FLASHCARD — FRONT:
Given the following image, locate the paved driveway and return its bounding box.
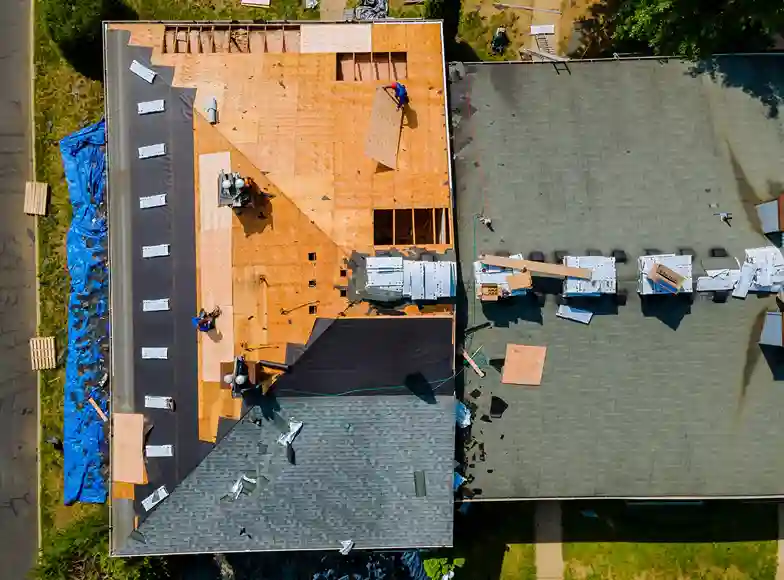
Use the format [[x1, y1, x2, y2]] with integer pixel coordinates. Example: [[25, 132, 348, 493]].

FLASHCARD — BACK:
[[0, 0, 38, 577]]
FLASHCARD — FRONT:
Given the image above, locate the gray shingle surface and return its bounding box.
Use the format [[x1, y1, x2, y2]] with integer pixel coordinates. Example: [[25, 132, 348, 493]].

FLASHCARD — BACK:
[[451, 58, 784, 499], [117, 396, 455, 555]]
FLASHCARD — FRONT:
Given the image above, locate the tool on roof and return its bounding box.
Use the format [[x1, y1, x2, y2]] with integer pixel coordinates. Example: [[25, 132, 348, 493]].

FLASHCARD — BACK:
[[714, 211, 733, 227], [280, 300, 319, 315], [218, 170, 253, 211], [477, 214, 494, 230]]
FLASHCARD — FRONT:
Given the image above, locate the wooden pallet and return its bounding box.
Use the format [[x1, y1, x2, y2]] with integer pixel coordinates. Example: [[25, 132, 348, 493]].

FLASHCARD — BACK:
[[29, 336, 56, 370], [24, 181, 49, 216]]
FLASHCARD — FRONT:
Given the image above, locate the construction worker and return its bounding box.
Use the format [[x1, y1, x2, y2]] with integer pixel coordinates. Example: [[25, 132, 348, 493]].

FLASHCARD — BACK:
[[491, 26, 510, 55], [192, 307, 220, 332], [384, 82, 409, 110]]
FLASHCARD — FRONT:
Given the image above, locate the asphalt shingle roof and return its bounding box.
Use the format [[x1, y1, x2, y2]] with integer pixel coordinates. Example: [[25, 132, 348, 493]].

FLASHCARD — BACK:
[[117, 395, 455, 555], [451, 58, 784, 499]]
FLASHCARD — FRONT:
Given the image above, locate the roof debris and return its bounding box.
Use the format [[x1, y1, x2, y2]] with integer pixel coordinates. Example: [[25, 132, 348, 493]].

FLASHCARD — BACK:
[[277, 420, 303, 446]]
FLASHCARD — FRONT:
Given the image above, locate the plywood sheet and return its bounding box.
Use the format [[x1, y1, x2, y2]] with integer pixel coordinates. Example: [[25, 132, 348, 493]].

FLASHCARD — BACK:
[[300, 23, 371, 53], [198, 152, 233, 232], [112, 413, 146, 484], [112, 481, 135, 500], [502, 344, 547, 386], [366, 88, 402, 169]]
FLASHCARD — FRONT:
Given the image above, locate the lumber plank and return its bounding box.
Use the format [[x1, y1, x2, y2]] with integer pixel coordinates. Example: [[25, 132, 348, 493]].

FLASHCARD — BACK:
[[480, 254, 592, 280]]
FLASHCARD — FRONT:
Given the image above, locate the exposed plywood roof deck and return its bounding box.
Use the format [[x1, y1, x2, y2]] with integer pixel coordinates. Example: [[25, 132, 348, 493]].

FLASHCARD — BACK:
[[109, 21, 454, 443]]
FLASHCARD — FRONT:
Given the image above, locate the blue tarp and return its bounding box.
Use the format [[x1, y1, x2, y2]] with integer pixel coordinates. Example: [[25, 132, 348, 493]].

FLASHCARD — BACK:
[[60, 120, 109, 504]]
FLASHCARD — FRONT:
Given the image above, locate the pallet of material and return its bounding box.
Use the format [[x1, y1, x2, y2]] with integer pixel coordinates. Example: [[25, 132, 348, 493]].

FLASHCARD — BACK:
[[29, 336, 56, 370], [24, 181, 49, 216], [365, 87, 403, 169]]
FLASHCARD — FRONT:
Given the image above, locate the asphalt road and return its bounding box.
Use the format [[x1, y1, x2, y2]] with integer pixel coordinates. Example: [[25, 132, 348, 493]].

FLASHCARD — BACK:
[[0, 0, 38, 577]]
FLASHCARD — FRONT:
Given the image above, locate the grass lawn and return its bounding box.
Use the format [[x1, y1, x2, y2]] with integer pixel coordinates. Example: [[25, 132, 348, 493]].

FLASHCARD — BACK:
[[34, 0, 316, 541], [562, 501, 779, 580], [564, 542, 777, 580], [452, 503, 537, 580]]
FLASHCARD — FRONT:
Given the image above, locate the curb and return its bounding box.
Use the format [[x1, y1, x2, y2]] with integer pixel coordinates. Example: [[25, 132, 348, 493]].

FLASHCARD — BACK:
[[29, 0, 42, 556]]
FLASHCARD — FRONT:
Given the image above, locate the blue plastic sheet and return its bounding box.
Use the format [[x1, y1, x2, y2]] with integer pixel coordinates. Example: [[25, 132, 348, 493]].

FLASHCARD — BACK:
[[60, 119, 109, 504]]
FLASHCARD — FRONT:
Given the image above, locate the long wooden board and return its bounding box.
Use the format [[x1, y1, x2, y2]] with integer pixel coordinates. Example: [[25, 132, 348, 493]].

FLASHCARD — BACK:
[[480, 254, 592, 280], [365, 87, 403, 169], [112, 413, 146, 484]]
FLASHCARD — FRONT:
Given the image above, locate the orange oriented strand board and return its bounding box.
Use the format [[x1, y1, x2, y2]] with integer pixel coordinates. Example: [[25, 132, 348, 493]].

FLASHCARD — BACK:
[[502, 344, 547, 386], [112, 413, 146, 484]]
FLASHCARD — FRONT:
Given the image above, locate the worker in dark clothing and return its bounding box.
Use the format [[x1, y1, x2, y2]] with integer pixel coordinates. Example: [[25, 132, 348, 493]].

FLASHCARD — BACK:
[[384, 82, 409, 110], [192, 307, 220, 332], [491, 26, 510, 55]]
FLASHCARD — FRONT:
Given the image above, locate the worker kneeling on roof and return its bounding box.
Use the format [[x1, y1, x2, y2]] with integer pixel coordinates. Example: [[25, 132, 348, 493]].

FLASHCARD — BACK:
[[384, 82, 409, 110]]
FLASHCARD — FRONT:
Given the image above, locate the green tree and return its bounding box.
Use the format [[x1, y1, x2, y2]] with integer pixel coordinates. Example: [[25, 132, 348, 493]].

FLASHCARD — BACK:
[[41, 0, 137, 79], [32, 509, 169, 580], [608, 0, 784, 58]]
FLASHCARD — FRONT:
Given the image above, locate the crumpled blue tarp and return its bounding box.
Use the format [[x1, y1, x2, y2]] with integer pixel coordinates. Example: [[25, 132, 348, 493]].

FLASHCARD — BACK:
[[60, 119, 109, 504]]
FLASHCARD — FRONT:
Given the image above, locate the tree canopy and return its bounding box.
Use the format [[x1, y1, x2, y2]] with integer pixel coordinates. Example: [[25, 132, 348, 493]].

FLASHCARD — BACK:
[[585, 0, 784, 58]]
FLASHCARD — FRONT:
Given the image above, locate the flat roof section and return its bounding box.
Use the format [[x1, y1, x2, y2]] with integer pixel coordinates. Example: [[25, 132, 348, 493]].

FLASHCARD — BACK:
[[451, 58, 784, 499]]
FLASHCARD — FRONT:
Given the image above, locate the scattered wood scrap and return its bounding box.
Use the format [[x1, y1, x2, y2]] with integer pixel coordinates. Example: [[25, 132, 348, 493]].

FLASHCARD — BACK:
[[501, 344, 547, 386], [479, 254, 592, 280], [88, 397, 108, 422], [461, 348, 486, 378]]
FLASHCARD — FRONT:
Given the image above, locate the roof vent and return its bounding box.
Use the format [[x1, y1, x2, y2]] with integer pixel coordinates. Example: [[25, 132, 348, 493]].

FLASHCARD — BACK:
[[414, 470, 427, 497]]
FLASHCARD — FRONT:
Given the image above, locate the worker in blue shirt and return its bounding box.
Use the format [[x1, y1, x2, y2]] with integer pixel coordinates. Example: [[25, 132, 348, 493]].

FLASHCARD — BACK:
[[192, 307, 219, 332], [384, 82, 409, 110]]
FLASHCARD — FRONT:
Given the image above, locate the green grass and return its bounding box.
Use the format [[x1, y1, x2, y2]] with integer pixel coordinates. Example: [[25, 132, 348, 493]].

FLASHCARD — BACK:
[[35, 0, 105, 538], [499, 544, 536, 580], [452, 503, 537, 580], [563, 541, 777, 580]]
